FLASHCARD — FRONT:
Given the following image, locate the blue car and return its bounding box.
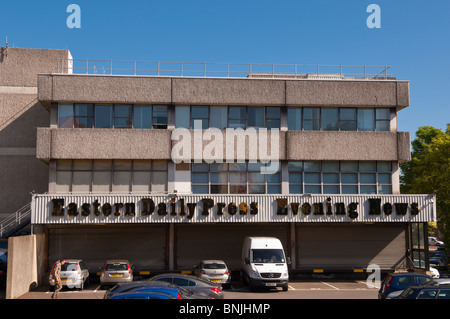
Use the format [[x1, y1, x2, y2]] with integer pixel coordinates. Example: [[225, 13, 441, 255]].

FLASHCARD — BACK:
[[378, 272, 434, 299], [111, 291, 176, 299], [104, 281, 186, 299]]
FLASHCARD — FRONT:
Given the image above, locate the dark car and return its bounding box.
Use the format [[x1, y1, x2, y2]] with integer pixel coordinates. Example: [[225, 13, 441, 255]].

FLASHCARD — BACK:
[[150, 273, 224, 299], [104, 280, 208, 299], [0, 249, 7, 288], [378, 272, 434, 299], [111, 291, 176, 299], [397, 286, 450, 299]]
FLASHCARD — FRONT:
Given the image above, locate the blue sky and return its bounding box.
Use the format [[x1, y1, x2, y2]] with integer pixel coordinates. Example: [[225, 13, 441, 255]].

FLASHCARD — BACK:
[[1, 0, 449, 137]]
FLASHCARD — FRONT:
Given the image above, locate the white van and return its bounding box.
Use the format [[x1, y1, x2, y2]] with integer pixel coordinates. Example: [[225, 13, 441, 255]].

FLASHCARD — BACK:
[[241, 237, 290, 291]]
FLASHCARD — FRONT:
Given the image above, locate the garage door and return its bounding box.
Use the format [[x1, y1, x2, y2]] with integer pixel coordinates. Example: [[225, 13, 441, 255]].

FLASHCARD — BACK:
[[296, 223, 406, 270], [48, 225, 167, 271], [176, 223, 290, 270]]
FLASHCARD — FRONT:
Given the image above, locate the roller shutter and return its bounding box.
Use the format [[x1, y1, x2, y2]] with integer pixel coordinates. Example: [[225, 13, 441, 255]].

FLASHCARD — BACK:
[[48, 225, 167, 271], [176, 223, 290, 270], [296, 223, 406, 270]]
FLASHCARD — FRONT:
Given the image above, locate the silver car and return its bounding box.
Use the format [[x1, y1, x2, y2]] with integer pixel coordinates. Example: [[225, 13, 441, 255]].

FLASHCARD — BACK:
[[193, 260, 231, 288], [49, 259, 90, 290], [100, 260, 133, 287]]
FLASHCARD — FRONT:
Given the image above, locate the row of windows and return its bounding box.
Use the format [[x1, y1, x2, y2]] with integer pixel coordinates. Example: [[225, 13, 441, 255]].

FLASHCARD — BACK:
[[54, 160, 393, 195], [192, 161, 393, 195], [175, 106, 281, 130], [191, 162, 282, 195], [288, 107, 391, 131], [58, 104, 392, 132], [58, 104, 168, 129], [55, 159, 168, 193]]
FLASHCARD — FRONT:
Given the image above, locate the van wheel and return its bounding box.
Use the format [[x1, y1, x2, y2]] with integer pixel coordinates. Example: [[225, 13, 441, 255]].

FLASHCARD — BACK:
[[282, 284, 288, 292]]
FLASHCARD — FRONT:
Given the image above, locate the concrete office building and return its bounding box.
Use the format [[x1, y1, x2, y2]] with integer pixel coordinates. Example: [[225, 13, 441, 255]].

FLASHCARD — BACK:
[[1, 47, 435, 280]]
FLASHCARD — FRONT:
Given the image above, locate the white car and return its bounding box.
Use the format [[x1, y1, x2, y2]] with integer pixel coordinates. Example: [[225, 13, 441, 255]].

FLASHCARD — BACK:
[[193, 260, 231, 288], [49, 259, 90, 290], [429, 237, 444, 246]]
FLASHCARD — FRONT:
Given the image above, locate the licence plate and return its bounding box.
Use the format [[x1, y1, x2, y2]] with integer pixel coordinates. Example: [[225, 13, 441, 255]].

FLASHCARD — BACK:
[[111, 274, 123, 277], [265, 283, 277, 287], [211, 280, 221, 283]]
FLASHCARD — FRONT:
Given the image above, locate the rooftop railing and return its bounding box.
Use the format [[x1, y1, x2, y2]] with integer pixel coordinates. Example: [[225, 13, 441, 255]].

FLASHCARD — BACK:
[[56, 59, 392, 79]]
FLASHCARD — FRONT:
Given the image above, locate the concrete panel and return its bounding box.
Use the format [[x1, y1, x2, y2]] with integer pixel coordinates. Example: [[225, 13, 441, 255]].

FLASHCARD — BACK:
[[48, 75, 172, 105], [286, 80, 407, 109], [0, 47, 70, 87], [6, 234, 44, 299], [172, 78, 286, 105], [397, 131, 411, 162], [286, 131, 402, 161], [46, 128, 173, 160]]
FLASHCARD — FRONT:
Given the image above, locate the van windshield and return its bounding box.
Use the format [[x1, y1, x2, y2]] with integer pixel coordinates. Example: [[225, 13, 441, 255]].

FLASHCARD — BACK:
[[251, 249, 285, 263]]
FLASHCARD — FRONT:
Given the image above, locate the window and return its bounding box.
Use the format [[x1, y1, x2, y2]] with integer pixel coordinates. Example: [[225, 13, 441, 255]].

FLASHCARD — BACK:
[[417, 289, 438, 299], [288, 162, 302, 194], [229, 106, 246, 129], [192, 162, 281, 194], [358, 109, 374, 131], [303, 108, 320, 131], [376, 108, 390, 131], [339, 108, 356, 131], [321, 108, 338, 131], [152, 105, 168, 129], [58, 104, 75, 128], [210, 106, 228, 130], [266, 107, 281, 129], [133, 105, 152, 129], [287, 108, 302, 131], [114, 104, 132, 128], [74, 104, 94, 128], [304, 161, 321, 194], [191, 106, 209, 129], [247, 107, 265, 129], [95, 104, 113, 128]]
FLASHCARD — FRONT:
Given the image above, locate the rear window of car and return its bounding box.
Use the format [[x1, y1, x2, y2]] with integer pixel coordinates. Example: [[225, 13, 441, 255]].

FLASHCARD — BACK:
[[106, 263, 128, 271], [61, 262, 78, 272], [204, 263, 226, 269]]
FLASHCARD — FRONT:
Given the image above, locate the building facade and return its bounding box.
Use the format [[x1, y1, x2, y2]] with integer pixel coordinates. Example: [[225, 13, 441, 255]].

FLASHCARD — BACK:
[[3, 47, 433, 275]]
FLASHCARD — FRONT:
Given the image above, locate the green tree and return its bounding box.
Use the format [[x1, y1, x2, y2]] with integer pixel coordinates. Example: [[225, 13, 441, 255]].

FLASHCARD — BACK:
[[400, 124, 450, 244]]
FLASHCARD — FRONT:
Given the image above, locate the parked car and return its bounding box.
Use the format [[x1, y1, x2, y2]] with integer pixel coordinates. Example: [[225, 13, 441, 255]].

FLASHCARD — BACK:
[[150, 273, 224, 299], [429, 237, 444, 246], [49, 259, 90, 290], [193, 260, 231, 288], [413, 260, 440, 278], [397, 285, 450, 299], [111, 290, 176, 299], [378, 272, 434, 299], [104, 280, 208, 299], [100, 260, 133, 287]]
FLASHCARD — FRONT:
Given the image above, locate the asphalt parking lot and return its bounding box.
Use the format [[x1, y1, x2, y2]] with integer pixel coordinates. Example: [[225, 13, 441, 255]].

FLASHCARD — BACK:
[[15, 280, 378, 299]]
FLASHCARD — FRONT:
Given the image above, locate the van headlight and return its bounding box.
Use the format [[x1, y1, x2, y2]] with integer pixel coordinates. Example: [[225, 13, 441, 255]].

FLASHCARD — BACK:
[[250, 271, 260, 279]]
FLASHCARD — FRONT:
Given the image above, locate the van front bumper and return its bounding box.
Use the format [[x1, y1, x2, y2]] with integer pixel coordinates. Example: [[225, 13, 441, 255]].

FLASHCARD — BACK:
[[248, 277, 288, 288]]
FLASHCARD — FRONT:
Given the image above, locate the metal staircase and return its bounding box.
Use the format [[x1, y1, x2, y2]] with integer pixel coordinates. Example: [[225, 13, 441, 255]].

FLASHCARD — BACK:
[[0, 203, 31, 239]]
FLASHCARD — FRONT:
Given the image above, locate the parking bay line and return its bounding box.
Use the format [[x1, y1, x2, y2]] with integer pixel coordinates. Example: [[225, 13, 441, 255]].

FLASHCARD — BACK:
[[321, 282, 340, 290]]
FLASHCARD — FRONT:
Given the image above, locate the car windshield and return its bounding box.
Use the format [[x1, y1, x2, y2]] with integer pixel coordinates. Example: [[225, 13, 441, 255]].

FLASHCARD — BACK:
[[204, 263, 226, 269], [251, 249, 285, 263], [106, 263, 128, 271]]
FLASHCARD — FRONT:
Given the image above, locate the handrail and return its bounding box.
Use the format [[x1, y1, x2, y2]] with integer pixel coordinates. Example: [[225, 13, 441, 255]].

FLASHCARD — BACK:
[[0, 202, 31, 238], [56, 59, 392, 79]]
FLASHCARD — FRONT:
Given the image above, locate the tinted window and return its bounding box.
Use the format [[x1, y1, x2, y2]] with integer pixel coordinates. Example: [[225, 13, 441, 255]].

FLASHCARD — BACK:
[[106, 263, 128, 271], [172, 277, 195, 287], [417, 276, 433, 285], [204, 264, 226, 269], [397, 276, 415, 286], [417, 289, 438, 299], [437, 289, 450, 299]]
